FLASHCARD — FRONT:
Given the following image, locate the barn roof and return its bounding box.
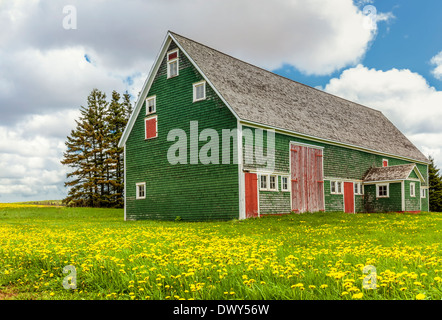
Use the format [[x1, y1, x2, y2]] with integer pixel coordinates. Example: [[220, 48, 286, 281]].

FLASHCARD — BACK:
[[363, 164, 424, 182], [169, 32, 428, 163]]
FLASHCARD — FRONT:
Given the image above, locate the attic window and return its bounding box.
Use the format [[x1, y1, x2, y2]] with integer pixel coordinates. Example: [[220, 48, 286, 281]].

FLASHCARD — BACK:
[[193, 81, 206, 102], [145, 115, 158, 140], [382, 159, 388, 167], [146, 96, 156, 115], [167, 49, 179, 78]]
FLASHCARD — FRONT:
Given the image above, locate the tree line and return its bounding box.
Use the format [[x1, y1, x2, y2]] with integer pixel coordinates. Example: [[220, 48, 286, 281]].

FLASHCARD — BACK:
[[429, 156, 442, 212], [61, 88, 132, 207]]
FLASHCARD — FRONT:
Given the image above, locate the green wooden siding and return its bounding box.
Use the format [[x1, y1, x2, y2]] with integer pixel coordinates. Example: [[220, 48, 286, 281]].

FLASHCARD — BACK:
[[125, 41, 239, 221], [404, 180, 420, 211], [241, 127, 428, 214], [258, 176, 291, 215], [364, 183, 402, 212]]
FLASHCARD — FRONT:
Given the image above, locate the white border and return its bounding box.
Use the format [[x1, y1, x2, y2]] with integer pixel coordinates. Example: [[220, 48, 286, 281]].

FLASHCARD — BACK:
[[135, 182, 146, 200], [146, 95, 156, 115], [193, 80, 206, 102]]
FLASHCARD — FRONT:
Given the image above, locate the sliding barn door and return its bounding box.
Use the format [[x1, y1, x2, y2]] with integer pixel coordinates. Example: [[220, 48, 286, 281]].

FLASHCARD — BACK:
[[291, 144, 324, 213]]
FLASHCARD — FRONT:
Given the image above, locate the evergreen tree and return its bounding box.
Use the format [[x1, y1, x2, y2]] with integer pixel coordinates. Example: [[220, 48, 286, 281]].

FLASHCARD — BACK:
[[61, 88, 132, 207], [105, 90, 130, 207], [428, 156, 442, 212]]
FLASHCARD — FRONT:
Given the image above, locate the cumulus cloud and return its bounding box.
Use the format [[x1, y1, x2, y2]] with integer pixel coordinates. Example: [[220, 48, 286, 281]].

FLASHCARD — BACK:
[[431, 51, 442, 80], [0, 0, 394, 201], [321, 64, 442, 165], [0, 110, 80, 201]]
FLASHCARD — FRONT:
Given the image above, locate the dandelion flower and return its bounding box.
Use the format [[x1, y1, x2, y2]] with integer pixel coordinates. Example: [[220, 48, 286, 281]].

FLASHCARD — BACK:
[[416, 293, 426, 300], [352, 293, 363, 299]]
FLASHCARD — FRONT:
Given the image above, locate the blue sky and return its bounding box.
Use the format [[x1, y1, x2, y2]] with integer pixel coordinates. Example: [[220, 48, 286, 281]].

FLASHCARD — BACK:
[[0, 0, 441, 202], [274, 0, 442, 91]]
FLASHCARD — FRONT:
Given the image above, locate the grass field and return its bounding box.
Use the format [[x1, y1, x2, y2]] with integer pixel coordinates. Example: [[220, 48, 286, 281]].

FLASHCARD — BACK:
[[0, 203, 441, 300]]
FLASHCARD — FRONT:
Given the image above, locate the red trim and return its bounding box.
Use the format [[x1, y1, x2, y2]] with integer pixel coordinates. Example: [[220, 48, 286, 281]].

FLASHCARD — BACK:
[[168, 51, 178, 61], [260, 212, 291, 217]]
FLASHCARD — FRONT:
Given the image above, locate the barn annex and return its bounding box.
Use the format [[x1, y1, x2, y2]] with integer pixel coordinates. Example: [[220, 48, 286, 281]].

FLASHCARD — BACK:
[[118, 31, 430, 221]]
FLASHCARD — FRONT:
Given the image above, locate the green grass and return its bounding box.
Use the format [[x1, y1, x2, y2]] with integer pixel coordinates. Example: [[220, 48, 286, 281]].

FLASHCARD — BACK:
[[0, 204, 441, 300]]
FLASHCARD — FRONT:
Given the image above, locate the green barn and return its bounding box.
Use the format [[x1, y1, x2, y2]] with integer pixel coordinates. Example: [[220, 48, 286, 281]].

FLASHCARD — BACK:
[[118, 31, 429, 221]]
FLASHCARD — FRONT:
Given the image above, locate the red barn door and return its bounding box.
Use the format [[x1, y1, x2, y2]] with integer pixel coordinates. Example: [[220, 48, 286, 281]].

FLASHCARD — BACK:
[[245, 172, 258, 218], [291, 144, 324, 213], [344, 182, 355, 213]]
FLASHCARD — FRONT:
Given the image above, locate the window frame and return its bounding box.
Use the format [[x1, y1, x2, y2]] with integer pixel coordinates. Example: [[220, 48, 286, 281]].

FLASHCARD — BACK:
[[144, 115, 158, 140], [376, 183, 389, 198], [330, 180, 343, 194], [268, 175, 278, 191], [136, 182, 146, 200], [259, 174, 278, 191], [167, 49, 179, 78], [382, 159, 389, 167], [259, 174, 268, 191], [193, 81, 206, 102], [354, 182, 363, 195], [281, 176, 290, 192], [410, 182, 416, 197], [146, 95, 156, 115], [420, 187, 426, 198]]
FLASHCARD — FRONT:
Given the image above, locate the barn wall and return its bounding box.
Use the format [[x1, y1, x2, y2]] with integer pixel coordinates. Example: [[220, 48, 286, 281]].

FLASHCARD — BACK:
[[363, 183, 402, 212], [125, 41, 239, 221], [242, 127, 428, 214], [404, 180, 421, 211], [258, 176, 291, 215]]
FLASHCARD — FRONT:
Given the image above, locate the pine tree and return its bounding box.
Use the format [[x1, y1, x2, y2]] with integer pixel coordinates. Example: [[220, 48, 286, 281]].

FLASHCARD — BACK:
[[61, 88, 132, 207], [429, 156, 442, 212], [105, 90, 130, 207], [62, 89, 110, 207]]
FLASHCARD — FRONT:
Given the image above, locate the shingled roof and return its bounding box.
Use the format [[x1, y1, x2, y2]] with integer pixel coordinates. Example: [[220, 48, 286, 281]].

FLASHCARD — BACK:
[[170, 32, 428, 163], [363, 164, 420, 182]]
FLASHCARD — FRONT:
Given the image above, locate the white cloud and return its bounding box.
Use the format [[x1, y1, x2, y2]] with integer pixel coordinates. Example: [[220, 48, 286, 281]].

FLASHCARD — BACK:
[[431, 51, 442, 80], [0, 110, 78, 201], [322, 64, 442, 167], [0, 0, 395, 201]]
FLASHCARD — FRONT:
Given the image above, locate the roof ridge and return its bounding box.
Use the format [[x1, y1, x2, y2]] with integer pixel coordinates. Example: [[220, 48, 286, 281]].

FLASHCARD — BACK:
[[169, 31, 383, 115]]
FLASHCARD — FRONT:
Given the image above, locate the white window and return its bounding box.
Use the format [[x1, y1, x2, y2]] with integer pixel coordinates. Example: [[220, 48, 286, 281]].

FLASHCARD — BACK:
[[167, 49, 179, 78], [421, 188, 426, 198], [354, 182, 363, 195], [260, 175, 268, 190], [136, 182, 146, 199], [281, 176, 289, 192], [259, 174, 278, 191], [330, 181, 343, 194], [193, 81, 206, 102], [146, 96, 156, 115], [269, 175, 277, 191], [410, 182, 415, 197], [382, 159, 388, 167], [376, 184, 389, 198]]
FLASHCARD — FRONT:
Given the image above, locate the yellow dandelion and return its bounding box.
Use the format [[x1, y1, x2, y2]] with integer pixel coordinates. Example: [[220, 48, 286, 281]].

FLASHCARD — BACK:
[[416, 293, 426, 300], [352, 292, 363, 299]]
